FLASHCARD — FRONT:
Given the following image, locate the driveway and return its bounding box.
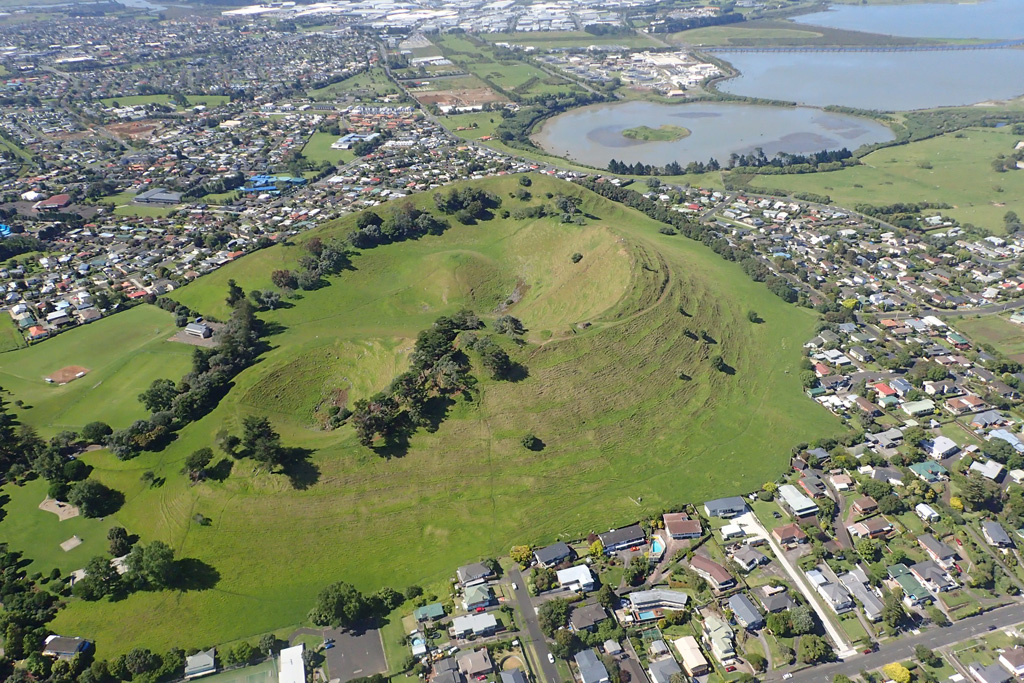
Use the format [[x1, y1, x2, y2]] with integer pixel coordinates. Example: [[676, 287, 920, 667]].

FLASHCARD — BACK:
[[291, 625, 388, 683], [507, 565, 560, 683], [733, 511, 856, 658]]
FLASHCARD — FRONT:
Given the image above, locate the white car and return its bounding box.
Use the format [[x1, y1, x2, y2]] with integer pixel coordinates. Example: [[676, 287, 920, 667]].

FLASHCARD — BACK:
[[511, 582, 518, 590], [782, 674, 793, 680], [548, 654, 555, 664]]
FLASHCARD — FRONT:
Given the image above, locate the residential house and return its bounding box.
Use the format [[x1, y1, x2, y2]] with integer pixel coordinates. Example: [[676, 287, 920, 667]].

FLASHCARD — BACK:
[[946, 395, 987, 415], [868, 428, 904, 450], [851, 496, 878, 515], [727, 593, 764, 630], [704, 496, 747, 519], [983, 521, 1014, 548], [872, 467, 905, 486], [462, 585, 494, 611], [758, 586, 796, 613], [556, 565, 595, 592], [689, 555, 736, 591], [732, 546, 768, 572], [902, 399, 937, 417], [458, 649, 494, 678], [778, 484, 819, 518], [184, 649, 216, 679], [413, 603, 445, 622], [970, 662, 1011, 683], [927, 435, 960, 459], [888, 564, 932, 606], [629, 589, 690, 614], [648, 658, 682, 683], [838, 568, 883, 622], [534, 542, 574, 568], [971, 459, 1006, 482], [702, 613, 735, 662], [574, 649, 610, 683], [456, 562, 493, 587], [570, 604, 608, 632], [598, 525, 645, 553], [910, 560, 957, 593], [807, 569, 854, 613], [915, 503, 940, 522], [847, 516, 892, 539], [918, 534, 957, 569], [500, 670, 528, 683], [663, 512, 702, 539], [891, 378, 914, 397], [773, 523, 808, 545], [909, 460, 948, 484], [432, 658, 461, 683], [452, 613, 498, 639], [798, 474, 827, 498], [672, 636, 710, 677], [972, 410, 1007, 429], [998, 647, 1024, 677]]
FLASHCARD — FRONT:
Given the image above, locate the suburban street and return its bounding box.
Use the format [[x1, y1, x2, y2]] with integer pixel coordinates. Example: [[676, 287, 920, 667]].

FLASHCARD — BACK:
[[507, 566, 561, 683], [761, 603, 1024, 682]]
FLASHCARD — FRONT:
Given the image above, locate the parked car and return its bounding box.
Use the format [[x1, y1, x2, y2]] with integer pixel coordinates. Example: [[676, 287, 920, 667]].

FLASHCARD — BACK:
[[512, 582, 518, 590], [548, 654, 555, 664]]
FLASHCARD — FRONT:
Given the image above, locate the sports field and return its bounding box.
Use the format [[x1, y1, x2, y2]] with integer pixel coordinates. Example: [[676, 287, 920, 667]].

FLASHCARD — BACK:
[[482, 31, 663, 49], [745, 127, 1024, 234], [0, 315, 24, 352], [40, 175, 840, 656], [307, 68, 396, 102], [301, 131, 355, 166], [0, 478, 119, 575], [0, 305, 194, 435], [955, 315, 1024, 362]]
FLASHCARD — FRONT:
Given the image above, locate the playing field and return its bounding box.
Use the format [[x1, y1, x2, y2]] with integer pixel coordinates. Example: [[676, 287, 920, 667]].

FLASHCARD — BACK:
[[43, 174, 841, 656], [301, 131, 355, 166], [0, 478, 119, 576], [955, 315, 1024, 362], [481, 31, 663, 49], [307, 67, 397, 102], [0, 315, 24, 352], [744, 127, 1024, 234], [0, 305, 194, 435]]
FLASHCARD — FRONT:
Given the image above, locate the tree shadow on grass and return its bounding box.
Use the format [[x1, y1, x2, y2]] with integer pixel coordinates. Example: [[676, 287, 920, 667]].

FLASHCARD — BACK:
[[0, 493, 9, 524], [281, 449, 320, 490], [419, 396, 455, 433], [206, 458, 233, 482], [171, 558, 221, 592], [505, 363, 529, 383]]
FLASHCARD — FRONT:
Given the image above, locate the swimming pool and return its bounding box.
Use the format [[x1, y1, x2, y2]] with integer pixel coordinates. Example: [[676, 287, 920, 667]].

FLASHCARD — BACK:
[[651, 537, 665, 554], [638, 611, 657, 621]]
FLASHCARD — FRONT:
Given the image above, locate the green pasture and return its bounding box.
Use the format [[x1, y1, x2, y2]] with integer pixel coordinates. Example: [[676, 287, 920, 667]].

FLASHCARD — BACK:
[[301, 131, 355, 166], [26, 175, 840, 658], [482, 31, 663, 49], [955, 315, 1024, 361], [307, 68, 395, 102], [744, 127, 1024, 233], [0, 315, 24, 352]]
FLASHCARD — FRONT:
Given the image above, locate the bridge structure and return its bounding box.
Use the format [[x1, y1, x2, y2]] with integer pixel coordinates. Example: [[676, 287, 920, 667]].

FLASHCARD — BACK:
[[703, 38, 1024, 54]]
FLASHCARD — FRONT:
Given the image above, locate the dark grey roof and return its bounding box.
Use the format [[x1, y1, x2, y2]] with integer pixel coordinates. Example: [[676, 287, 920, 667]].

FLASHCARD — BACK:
[[500, 670, 528, 683], [570, 603, 608, 631], [648, 657, 682, 683], [574, 649, 609, 683], [984, 521, 1014, 546], [704, 496, 747, 516], [759, 591, 796, 613], [598, 525, 645, 548], [534, 542, 572, 565], [727, 594, 763, 628]]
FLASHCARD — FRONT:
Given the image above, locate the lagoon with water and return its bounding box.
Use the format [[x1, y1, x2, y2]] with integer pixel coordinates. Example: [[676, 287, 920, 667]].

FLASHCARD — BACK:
[[532, 100, 894, 167], [793, 0, 1024, 40]]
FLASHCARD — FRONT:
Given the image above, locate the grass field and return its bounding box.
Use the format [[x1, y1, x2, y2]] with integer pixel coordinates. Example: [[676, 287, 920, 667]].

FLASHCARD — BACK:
[[0, 305, 195, 435], [0, 478, 119, 576], [742, 127, 1024, 233], [955, 315, 1024, 362], [33, 175, 840, 657], [98, 94, 229, 109], [307, 68, 397, 102], [669, 25, 826, 46], [435, 35, 582, 98], [301, 131, 355, 166], [0, 315, 24, 352], [482, 31, 664, 49]]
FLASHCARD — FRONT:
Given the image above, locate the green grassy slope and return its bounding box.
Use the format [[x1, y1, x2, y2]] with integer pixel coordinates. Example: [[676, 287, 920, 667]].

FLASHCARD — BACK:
[[746, 127, 1024, 233], [31, 175, 840, 655], [0, 306, 194, 435]]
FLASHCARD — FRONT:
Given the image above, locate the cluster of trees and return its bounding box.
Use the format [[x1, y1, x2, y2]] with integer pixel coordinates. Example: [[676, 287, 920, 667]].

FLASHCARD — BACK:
[[0, 391, 124, 517], [494, 92, 609, 145], [153, 297, 200, 329], [346, 204, 450, 250], [854, 201, 952, 219], [351, 311, 483, 449], [0, 544, 62, 667], [649, 11, 743, 33], [576, 178, 799, 304], [764, 605, 815, 638], [269, 237, 350, 293], [432, 186, 503, 224], [74, 540, 179, 602], [108, 288, 266, 460], [307, 581, 405, 629], [0, 234, 45, 262], [463, 334, 515, 380], [606, 158, 721, 177]]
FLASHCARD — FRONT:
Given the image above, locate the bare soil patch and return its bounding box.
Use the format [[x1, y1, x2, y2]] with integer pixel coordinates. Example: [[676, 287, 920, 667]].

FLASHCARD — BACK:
[[60, 535, 83, 552], [104, 120, 162, 140], [39, 497, 80, 520], [47, 365, 90, 385], [416, 87, 507, 107]]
